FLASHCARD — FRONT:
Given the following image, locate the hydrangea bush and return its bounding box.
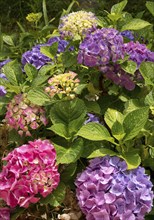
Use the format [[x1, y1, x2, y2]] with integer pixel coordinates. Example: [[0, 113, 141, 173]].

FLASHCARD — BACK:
[[0, 0, 154, 219]]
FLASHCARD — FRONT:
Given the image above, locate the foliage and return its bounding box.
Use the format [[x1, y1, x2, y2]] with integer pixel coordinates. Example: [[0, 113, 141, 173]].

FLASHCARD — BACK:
[[0, 0, 154, 219]]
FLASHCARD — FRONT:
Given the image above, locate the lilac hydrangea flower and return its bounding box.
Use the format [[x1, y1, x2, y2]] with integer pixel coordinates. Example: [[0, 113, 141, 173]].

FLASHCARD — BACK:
[[84, 113, 100, 124], [78, 28, 124, 68], [123, 41, 154, 67], [121, 30, 134, 41], [75, 155, 154, 220], [21, 37, 70, 69]]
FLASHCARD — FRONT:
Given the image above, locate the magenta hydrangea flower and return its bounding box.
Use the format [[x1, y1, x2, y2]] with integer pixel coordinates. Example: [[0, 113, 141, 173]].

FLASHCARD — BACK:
[[123, 41, 154, 67], [0, 139, 60, 208], [75, 155, 154, 220], [0, 207, 10, 220], [5, 93, 48, 136], [78, 28, 124, 68]]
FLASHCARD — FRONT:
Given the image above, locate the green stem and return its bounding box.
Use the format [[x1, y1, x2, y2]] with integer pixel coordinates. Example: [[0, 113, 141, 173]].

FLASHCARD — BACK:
[[42, 0, 48, 26]]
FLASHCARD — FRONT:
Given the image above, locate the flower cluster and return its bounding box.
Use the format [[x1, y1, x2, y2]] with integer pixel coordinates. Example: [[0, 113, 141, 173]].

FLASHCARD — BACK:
[[121, 30, 134, 41], [21, 37, 70, 69], [78, 28, 124, 68], [45, 71, 80, 99], [58, 11, 97, 39], [102, 64, 136, 91], [0, 59, 11, 96], [84, 113, 100, 124], [123, 41, 154, 66], [5, 93, 48, 136], [0, 207, 10, 220], [26, 12, 42, 23], [75, 155, 154, 220], [0, 139, 60, 208]]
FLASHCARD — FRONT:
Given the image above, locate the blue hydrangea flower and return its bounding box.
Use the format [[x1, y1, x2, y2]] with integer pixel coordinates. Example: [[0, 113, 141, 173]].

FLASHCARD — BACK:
[[84, 113, 100, 124], [75, 155, 154, 220], [121, 30, 134, 41], [21, 37, 70, 69], [78, 28, 124, 68]]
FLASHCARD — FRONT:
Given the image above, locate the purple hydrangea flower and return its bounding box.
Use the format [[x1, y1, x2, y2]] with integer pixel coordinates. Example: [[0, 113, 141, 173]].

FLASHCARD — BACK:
[[84, 113, 100, 124], [0, 207, 10, 220], [75, 155, 154, 220], [0, 59, 11, 70], [21, 37, 70, 69], [121, 30, 134, 41], [78, 28, 124, 68], [123, 41, 154, 67], [101, 64, 136, 91], [0, 59, 10, 96]]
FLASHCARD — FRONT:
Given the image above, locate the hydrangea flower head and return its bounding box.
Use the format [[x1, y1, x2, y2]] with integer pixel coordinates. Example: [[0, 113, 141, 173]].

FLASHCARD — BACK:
[[0, 59, 11, 96], [59, 11, 98, 39], [5, 93, 48, 136], [0, 207, 10, 220], [45, 71, 80, 99], [84, 113, 100, 124], [123, 41, 154, 66], [21, 37, 70, 69], [75, 155, 153, 220], [0, 139, 60, 208], [121, 30, 134, 41], [78, 28, 124, 68]]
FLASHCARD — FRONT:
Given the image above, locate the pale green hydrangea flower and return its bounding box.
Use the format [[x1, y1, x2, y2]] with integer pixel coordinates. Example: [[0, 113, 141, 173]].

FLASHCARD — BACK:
[[58, 11, 97, 40]]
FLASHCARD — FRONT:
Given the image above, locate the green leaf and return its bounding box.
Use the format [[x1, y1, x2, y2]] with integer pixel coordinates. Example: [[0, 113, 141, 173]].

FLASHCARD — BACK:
[[121, 60, 137, 75], [104, 108, 124, 128], [88, 148, 116, 158], [123, 107, 149, 141], [2, 60, 23, 85], [111, 121, 125, 141], [50, 98, 86, 124], [61, 162, 77, 182], [81, 141, 103, 158], [3, 35, 14, 46], [121, 18, 151, 31], [111, 0, 128, 14], [119, 152, 141, 169], [31, 75, 49, 87], [40, 42, 58, 59], [145, 89, 154, 106], [54, 138, 83, 164], [24, 63, 37, 81], [62, 51, 77, 68], [146, 1, 154, 16], [107, 13, 122, 22], [27, 89, 50, 105], [41, 182, 66, 206], [38, 64, 55, 75], [84, 100, 101, 114], [77, 122, 115, 143], [49, 123, 70, 140], [139, 62, 154, 86]]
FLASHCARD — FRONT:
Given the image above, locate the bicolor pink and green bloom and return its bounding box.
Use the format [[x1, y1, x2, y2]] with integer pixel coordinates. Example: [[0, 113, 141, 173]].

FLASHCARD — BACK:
[[75, 155, 153, 220], [5, 93, 48, 136], [45, 71, 80, 99], [0, 139, 60, 208]]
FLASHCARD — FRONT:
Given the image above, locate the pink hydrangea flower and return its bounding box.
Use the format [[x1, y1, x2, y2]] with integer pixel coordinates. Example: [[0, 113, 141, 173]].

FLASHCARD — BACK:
[[5, 93, 48, 136], [0, 139, 60, 208], [0, 207, 10, 220]]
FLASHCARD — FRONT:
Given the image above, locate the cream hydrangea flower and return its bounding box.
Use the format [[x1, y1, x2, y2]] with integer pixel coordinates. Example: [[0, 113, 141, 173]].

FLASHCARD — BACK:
[[58, 11, 97, 40]]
